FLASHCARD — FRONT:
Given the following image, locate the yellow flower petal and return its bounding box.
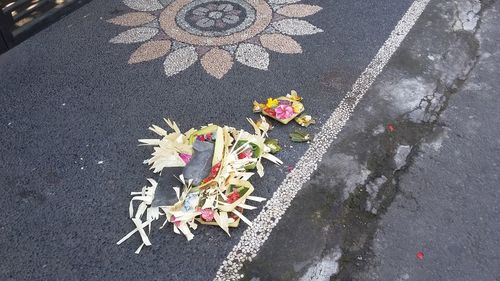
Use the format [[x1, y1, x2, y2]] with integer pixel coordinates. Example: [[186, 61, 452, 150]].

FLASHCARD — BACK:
[[253, 101, 264, 113], [287, 90, 303, 101], [292, 102, 304, 113], [295, 114, 316, 127], [266, 98, 279, 108]]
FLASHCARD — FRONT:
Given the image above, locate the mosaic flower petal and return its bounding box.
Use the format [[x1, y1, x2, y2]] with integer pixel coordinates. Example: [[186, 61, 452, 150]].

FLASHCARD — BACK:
[[260, 34, 302, 54], [129, 40, 172, 64], [236, 43, 269, 70], [276, 4, 322, 18], [196, 18, 215, 28], [217, 3, 233, 12], [108, 0, 324, 78], [107, 12, 155, 27], [110, 27, 158, 44], [272, 19, 323, 35], [193, 7, 209, 16], [222, 15, 239, 24], [158, 0, 173, 6], [123, 0, 163, 12], [201, 48, 234, 79], [164, 46, 198, 77], [268, 0, 301, 4]]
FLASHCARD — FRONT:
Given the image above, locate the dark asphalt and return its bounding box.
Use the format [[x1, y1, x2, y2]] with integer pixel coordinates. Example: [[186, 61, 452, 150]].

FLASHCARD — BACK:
[[0, 0, 414, 280]]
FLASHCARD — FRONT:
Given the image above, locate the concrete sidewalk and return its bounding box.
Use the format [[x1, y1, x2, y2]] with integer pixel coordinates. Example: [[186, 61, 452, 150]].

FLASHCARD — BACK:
[[355, 1, 500, 280], [241, 0, 500, 280]]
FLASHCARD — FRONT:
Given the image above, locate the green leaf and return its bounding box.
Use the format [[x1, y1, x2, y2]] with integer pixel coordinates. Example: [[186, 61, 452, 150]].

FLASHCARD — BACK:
[[264, 138, 282, 154], [289, 130, 312, 143]]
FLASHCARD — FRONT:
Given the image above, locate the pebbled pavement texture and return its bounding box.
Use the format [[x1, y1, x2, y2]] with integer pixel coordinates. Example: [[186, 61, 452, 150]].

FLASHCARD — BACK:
[[0, 0, 414, 280]]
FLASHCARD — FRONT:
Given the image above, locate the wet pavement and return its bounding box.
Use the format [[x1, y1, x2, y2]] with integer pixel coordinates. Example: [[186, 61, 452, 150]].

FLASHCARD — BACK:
[[1, 0, 499, 280]]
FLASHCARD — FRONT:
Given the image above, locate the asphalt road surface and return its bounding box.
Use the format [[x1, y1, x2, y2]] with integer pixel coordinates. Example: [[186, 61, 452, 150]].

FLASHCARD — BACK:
[[1, 0, 498, 280]]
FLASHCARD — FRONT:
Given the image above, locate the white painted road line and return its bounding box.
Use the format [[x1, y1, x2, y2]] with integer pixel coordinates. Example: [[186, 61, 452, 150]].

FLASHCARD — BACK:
[[213, 0, 431, 280]]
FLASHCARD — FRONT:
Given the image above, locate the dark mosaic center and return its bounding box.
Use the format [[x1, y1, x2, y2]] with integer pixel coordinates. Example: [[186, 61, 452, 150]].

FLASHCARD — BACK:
[[174, 0, 257, 37], [185, 1, 247, 32]]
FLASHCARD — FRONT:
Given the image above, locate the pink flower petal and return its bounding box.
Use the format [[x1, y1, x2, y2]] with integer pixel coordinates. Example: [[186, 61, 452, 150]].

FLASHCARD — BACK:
[[201, 209, 214, 221], [179, 153, 192, 164], [275, 105, 294, 119]]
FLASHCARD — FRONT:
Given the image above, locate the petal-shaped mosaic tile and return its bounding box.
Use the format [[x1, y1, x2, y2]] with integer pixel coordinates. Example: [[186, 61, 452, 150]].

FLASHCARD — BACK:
[[260, 33, 302, 54], [164, 46, 198, 76], [108, 0, 323, 78], [276, 4, 322, 18], [124, 0, 163, 12], [268, 0, 301, 5], [236, 43, 270, 70], [107, 12, 156, 27], [272, 19, 323, 35], [201, 48, 234, 79], [129, 40, 172, 64], [110, 27, 158, 44]]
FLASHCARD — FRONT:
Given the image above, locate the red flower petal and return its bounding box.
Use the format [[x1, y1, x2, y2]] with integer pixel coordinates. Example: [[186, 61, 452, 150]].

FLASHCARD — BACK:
[[238, 150, 253, 159], [227, 191, 241, 203], [387, 123, 396, 132], [416, 251, 424, 260], [264, 108, 276, 117]]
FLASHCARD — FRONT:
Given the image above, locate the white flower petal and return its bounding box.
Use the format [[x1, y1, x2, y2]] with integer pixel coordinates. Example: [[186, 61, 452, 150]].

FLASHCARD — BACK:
[[196, 18, 215, 28], [272, 19, 323, 35], [222, 15, 239, 24], [171, 41, 188, 50], [236, 43, 269, 70], [110, 27, 158, 44], [268, 0, 301, 5], [158, 0, 173, 6], [163, 46, 198, 77], [217, 3, 233, 11], [222, 44, 238, 54], [123, 0, 163, 11], [193, 7, 209, 15]]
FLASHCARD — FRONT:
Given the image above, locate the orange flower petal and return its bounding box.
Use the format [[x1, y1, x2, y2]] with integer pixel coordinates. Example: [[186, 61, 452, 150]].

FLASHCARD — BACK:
[[107, 12, 155, 27], [129, 40, 171, 64], [276, 4, 322, 18], [201, 48, 234, 79], [260, 34, 302, 54]]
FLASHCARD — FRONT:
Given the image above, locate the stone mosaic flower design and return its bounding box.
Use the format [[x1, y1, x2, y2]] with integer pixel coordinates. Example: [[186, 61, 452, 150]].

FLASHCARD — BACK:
[[189, 3, 243, 29], [108, 0, 323, 79]]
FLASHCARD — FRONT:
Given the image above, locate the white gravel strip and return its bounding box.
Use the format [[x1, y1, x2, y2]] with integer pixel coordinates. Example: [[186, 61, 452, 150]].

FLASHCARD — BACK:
[[213, 1, 431, 280]]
